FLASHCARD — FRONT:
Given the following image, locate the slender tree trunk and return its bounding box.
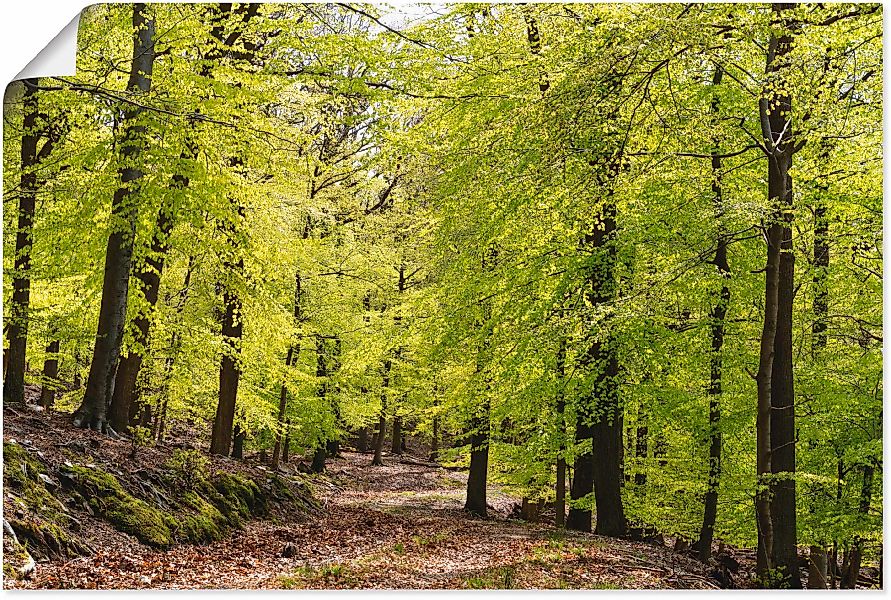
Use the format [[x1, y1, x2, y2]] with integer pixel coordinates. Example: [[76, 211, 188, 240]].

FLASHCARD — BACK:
[[755, 220, 780, 577], [357, 426, 370, 453], [371, 360, 389, 466], [309, 338, 330, 472], [809, 547, 828, 589], [554, 339, 568, 528], [764, 5, 799, 587], [231, 422, 245, 459], [5, 78, 41, 405], [755, 4, 798, 583], [272, 317, 300, 468], [282, 420, 291, 464], [697, 65, 729, 563], [152, 261, 192, 443], [204, 4, 258, 455], [429, 411, 440, 462], [842, 463, 875, 588], [464, 252, 495, 519], [74, 5, 155, 432], [39, 339, 60, 409], [589, 196, 625, 538], [372, 413, 387, 465], [391, 416, 403, 455], [807, 140, 832, 588], [108, 158, 187, 432], [271, 374, 291, 469], [210, 270, 243, 455], [155, 395, 169, 443], [73, 345, 85, 390], [567, 412, 594, 531], [464, 399, 490, 518]]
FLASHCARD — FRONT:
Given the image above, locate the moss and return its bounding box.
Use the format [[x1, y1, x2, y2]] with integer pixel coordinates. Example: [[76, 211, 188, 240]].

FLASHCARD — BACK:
[[265, 473, 297, 502], [61, 464, 177, 548], [2, 535, 33, 580], [8, 517, 86, 559], [4, 441, 41, 487], [212, 472, 266, 518], [5, 441, 319, 555], [4, 442, 71, 530], [178, 492, 230, 543]]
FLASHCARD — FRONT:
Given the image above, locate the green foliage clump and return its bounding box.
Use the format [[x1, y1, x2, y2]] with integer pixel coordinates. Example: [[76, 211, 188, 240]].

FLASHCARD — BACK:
[[279, 563, 357, 588], [464, 566, 517, 589], [164, 449, 209, 491], [128, 426, 154, 458]]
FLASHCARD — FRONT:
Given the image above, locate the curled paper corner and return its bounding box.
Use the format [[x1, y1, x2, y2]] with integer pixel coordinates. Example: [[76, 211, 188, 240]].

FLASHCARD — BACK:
[[14, 12, 81, 82]]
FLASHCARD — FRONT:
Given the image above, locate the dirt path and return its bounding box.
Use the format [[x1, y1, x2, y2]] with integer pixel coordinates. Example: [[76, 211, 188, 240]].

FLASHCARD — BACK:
[[17, 451, 718, 589]]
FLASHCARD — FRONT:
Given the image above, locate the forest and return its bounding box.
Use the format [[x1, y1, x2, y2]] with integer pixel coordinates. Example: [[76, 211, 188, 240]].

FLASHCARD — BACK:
[[2, 2, 883, 590]]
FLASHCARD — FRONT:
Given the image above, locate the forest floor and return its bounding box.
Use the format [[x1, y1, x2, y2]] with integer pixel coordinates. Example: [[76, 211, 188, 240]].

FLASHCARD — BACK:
[[5, 402, 725, 590]]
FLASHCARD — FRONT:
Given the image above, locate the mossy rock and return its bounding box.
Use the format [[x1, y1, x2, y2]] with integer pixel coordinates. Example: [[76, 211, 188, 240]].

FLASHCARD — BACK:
[[8, 517, 88, 560], [267, 474, 321, 514], [4, 441, 42, 488], [60, 464, 178, 548], [4, 442, 74, 537], [177, 491, 231, 543], [212, 472, 267, 518]]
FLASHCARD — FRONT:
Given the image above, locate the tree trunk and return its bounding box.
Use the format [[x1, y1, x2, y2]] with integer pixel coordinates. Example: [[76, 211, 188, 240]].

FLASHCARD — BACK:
[[391, 416, 403, 455], [371, 359, 389, 466], [429, 414, 439, 462], [5, 78, 41, 405], [39, 339, 60, 409], [765, 5, 799, 587], [231, 422, 245, 459], [807, 144, 831, 588], [155, 396, 169, 443], [357, 426, 370, 453], [326, 439, 340, 458], [588, 199, 625, 538], [282, 420, 291, 463], [697, 64, 729, 563], [310, 446, 326, 473], [139, 403, 152, 428], [73, 345, 85, 389], [590, 334, 625, 536], [555, 338, 567, 528], [210, 274, 243, 455], [809, 546, 828, 589], [842, 463, 875, 588], [206, 3, 257, 455], [464, 399, 490, 518], [108, 161, 184, 433], [754, 3, 797, 572], [566, 410, 594, 532], [464, 263, 494, 519], [74, 5, 156, 432], [271, 345, 296, 470], [634, 410, 648, 487]]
